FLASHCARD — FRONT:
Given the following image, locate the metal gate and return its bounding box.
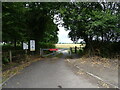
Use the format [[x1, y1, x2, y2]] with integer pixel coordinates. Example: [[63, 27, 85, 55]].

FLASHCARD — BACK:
[[40, 48, 59, 57]]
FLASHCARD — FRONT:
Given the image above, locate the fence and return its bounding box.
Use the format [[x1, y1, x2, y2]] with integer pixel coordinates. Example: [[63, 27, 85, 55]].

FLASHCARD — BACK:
[[2, 50, 28, 64]]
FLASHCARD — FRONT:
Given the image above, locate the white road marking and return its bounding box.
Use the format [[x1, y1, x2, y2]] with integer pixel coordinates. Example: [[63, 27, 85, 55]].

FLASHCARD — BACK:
[[85, 71, 118, 88]]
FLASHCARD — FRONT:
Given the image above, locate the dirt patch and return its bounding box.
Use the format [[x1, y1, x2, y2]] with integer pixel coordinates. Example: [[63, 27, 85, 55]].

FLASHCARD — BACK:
[[73, 56, 118, 70], [68, 56, 118, 87]]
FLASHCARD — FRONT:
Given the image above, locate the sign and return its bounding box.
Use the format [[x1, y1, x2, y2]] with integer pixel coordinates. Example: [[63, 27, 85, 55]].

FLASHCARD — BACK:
[[30, 40, 35, 51], [49, 49, 58, 51], [23, 42, 28, 50]]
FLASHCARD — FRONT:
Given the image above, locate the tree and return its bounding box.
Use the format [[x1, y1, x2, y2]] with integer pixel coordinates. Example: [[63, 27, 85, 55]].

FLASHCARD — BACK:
[[57, 2, 120, 57], [25, 2, 59, 51], [2, 2, 59, 51], [2, 2, 27, 48]]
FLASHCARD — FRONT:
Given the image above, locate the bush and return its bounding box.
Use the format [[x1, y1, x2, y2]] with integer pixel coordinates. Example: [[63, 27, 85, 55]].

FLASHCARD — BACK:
[[83, 41, 120, 58], [2, 44, 22, 51], [2, 57, 9, 64], [99, 42, 120, 58], [78, 49, 84, 55]]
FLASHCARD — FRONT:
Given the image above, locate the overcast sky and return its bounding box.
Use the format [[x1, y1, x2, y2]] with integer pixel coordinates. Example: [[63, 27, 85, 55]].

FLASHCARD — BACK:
[[57, 26, 84, 43], [54, 14, 83, 43], [57, 26, 73, 43], [53, 14, 73, 43]]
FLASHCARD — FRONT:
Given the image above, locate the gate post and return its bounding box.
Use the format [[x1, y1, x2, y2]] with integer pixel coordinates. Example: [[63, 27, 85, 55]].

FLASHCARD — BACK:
[[75, 46, 77, 54], [70, 47, 72, 55]]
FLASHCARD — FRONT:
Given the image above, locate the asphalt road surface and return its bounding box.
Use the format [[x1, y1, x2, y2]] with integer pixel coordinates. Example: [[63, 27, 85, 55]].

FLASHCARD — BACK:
[[3, 50, 103, 88]]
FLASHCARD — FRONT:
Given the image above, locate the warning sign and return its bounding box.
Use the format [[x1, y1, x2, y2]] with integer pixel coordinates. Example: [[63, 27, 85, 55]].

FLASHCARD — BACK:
[[30, 40, 35, 51], [23, 42, 28, 50]]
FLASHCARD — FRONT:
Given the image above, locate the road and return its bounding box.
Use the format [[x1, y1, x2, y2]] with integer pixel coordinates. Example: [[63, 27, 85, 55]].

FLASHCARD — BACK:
[[3, 50, 106, 88]]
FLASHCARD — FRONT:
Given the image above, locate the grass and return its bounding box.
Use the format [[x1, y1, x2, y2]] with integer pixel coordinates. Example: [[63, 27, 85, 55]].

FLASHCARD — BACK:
[[55, 44, 86, 49]]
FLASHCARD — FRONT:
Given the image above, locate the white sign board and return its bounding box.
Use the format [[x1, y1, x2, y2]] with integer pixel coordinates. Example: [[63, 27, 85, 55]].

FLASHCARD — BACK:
[[30, 40, 35, 51], [23, 42, 28, 50]]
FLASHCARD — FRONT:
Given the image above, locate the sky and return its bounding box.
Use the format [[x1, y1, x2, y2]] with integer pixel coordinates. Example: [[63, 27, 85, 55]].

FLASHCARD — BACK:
[[54, 14, 83, 44], [57, 26, 83, 43], [57, 26, 73, 43], [53, 14, 73, 43]]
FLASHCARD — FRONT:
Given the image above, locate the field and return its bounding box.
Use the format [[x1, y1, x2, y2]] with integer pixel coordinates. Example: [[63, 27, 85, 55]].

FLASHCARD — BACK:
[[55, 44, 86, 49]]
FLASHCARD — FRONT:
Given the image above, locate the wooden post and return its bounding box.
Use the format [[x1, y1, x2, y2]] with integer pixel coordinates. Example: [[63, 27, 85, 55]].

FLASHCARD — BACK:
[[40, 48, 43, 57], [25, 49, 27, 54], [40, 48, 41, 56], [25, 49, 28, 61], [70, 47, 72, 55], [80, 44, 82, 50], [9, 50, 12, 63]]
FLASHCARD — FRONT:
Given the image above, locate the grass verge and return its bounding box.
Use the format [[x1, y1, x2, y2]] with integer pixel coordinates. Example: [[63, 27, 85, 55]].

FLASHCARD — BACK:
[[2, 55, 42, 83]]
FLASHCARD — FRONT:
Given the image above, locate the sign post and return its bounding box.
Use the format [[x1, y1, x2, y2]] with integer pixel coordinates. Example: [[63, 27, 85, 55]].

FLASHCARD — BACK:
[[30, 40, 35, 51], [23, 42, 28, 60]]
